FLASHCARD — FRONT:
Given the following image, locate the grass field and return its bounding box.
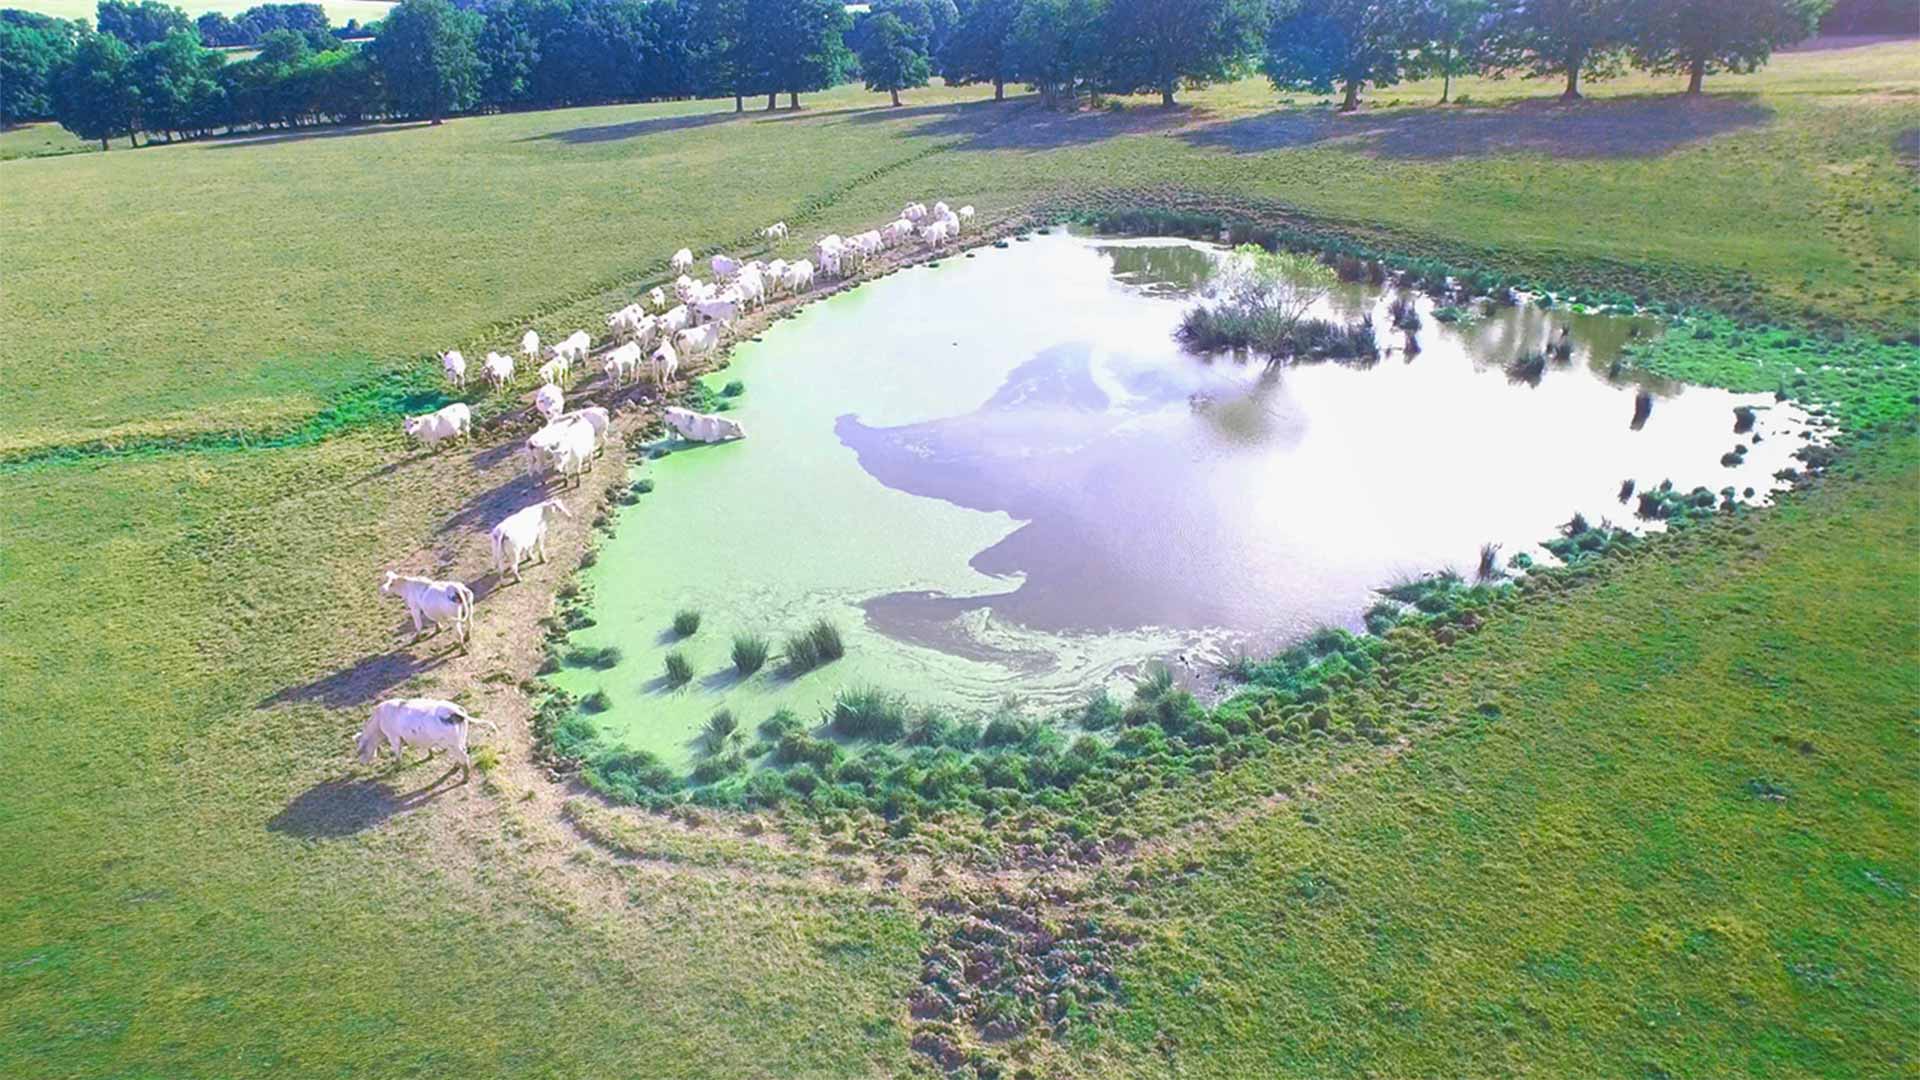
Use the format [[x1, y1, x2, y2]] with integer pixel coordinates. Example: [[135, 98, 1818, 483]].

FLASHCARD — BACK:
[[1, 38, 1915, 1080], [11, 0, 393, 25]]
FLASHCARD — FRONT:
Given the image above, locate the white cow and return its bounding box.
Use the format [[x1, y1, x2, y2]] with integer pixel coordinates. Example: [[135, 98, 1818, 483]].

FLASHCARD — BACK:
[[882, 218, 915, 247], [932, 200, 949, 218], [813, 235, 844, 276], [732, 266, 766, 309], [603, 341, 643, 386], [606, 304, 648, 341], [490, 498, 571, 582], [648, 341, 679, 386], [380, 571, 475, 645], [958, 205, 975, 224], [440, 350, 467, 389], [782, 259, 815, 293], [670, 248, 694, 273], [550, 415, 597, 487], [763, 221, 788, 242], [694, 297, 740, 327], [483, 351, 515, 389], [903, 202, 928, 222], [551, 330, 591, 368], [402, 403, 471, 449], [659, 304, 693, 335], [538, 357, 572, 387], [664, 406, 745, 443], [920, 221, 952, 247], [648, 286, 668, 310], [712, 254, 741, 280], [676, 323, 721, 359], [355, 697, 496, 781], [534, 382, 564, 421], [560, 406, 610, 454], [765, 259, 789, 293], [525, 414, 584, 476], [519, 330, 541, 364]]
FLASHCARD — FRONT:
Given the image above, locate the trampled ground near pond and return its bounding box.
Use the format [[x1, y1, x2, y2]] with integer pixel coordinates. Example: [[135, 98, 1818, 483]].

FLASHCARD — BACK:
[[2, 41, 1915, 1080]]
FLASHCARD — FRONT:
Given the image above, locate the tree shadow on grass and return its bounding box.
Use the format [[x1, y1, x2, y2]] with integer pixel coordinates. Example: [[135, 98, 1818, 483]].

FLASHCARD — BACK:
[[1180, 94, 1773, 160], [204, 119, 434, 151], [843, 96, 1202, 151], [523, 109, 741, 145], [258, 650, 449, 711], [266, 772, 460, 839]]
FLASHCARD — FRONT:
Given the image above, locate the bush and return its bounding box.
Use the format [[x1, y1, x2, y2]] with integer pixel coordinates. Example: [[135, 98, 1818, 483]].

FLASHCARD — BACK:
[[807, 619, 845, 661], [721, 380, 745, 397], [1388, 295, 1421, 331], [774, 731, 839, 769], [981, 714, 1034, 748], [760, 708, 804, 740], [905, 712, 979, 750], [731, 632, 770, 675], [1134, 662, 1175, 703], [1506, 350, 1547, 385], [782, 629, 822, 673], [1080, 689, 1123, 730], [704, 708, 739, 751], [672, 609, 702, 637], [826, 686, 908, 741], [564, 645, 622, 670], [579, 689, 611, 713], [664, 650, 693, 686], [691, 751, 745, 784]]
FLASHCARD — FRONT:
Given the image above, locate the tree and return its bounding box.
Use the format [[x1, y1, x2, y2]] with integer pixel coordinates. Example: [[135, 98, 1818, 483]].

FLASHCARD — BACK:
[[1483, 0, 1629, 100], [1261, 0, 1410, 112], [856, 11, 929, 105], [131, 29, 225, 139], [1630, 0, 1826, 94], [196, 11, 241, 46], [751, 0, 850, 109], [1007, 0, 1106, 108], [693, 0, 754, 110], [1101, 0, 1264, 106], [1407, 0, 1490, 102], [53, 30, 138, 147], [940, 0, 1022, 100], [95, 1, 195, 47], [0, 12, 81, 129], [369, 0, 480, 122]]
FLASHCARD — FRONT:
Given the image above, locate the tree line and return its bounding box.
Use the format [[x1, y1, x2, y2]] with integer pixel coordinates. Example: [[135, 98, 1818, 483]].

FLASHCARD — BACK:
[[3, 0, 1836, 148]]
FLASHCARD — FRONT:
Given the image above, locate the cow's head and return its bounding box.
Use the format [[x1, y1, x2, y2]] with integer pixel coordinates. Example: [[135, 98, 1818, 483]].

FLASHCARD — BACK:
[[353, 729, 379, 764], [401, 416, 422, 436], [379, 570, 399, 596]]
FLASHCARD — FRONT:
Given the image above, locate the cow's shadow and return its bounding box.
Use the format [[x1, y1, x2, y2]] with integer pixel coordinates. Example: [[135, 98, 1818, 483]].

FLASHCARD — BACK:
[[257, 650, 449, 710], [266, 771, 462, 839]]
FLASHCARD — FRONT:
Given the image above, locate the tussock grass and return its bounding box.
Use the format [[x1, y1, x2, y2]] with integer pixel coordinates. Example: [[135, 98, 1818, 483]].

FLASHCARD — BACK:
[[663, 650, 693, 686], [672, 609, 702, 637], [731, 632, 770, 676]]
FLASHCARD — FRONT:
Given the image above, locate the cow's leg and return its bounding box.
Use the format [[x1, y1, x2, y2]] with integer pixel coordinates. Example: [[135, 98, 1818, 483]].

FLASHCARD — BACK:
[[455, 745, 472, 784]]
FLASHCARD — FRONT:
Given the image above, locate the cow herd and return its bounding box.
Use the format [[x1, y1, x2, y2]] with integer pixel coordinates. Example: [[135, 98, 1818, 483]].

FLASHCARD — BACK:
[[365, 201, 976, 776]]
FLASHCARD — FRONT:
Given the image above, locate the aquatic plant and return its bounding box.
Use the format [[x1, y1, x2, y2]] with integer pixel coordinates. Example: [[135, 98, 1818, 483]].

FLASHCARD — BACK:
[[1618, 478, 1636, 502], [1134, 662, 1176, 702], [782, 630, 822, 673], [1733, 405, 1756, 433], [672, 608, 702, 637], [1177, 245, 1337, 362], [1506, 350, 1547, 385], [827, 686, 909, 741], [663, 650, 693, 686], [1632, 389, 1654, 429], [807, 619, 845, 662], [1389, 295, 1421, 331], [564, 645, 623, 670], [579, 689, 611, 713], [721, 380, 745, 397], [731, 632, 770, 675], [702, 708, 739, 752], [1476, 542, 1503, 582]]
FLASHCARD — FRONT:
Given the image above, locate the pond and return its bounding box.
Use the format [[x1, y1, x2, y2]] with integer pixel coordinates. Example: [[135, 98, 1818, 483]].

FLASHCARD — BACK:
[[553, 231, 1814, 766]]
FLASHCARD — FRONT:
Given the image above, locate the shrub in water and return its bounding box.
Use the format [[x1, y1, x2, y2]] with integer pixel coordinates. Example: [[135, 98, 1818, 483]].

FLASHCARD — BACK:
[[580, 689, 611, 713], [1506, 350, 1547, 385], [981, 714, 1034, 748], [826, 685, 908, 741], [1476, 542, 1502, 582], [703, 708, 739, 752], [760, 708, 804, 740], [564, 645, 623, 670], [1388, 295, 1421, 331], [782, 629, 822, 673], [774, 731, 839, 769], [672, 609, 702, 637], [731, 632, 770, 675], [806, 619, 845, 662], [664, 650, 693, 686], [1134, 662, 1176, 703], [691, 751, 745, 784], [721, 380, 745, 397]]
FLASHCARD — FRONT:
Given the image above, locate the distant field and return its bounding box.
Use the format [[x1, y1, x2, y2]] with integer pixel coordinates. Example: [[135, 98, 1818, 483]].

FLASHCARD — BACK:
[[10, 0, 393, 24], [4, 44, 1915, 454]]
